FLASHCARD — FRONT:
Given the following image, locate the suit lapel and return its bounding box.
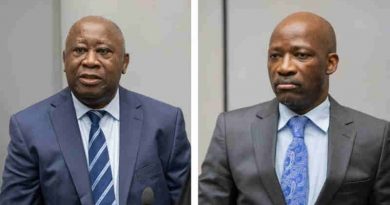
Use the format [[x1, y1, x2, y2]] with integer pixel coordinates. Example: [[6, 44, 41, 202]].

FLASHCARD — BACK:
[[315, 97, 356, 205], [50, 88, 94, 205], [118, 87, 143, 205], [251, 99, 286, 205]]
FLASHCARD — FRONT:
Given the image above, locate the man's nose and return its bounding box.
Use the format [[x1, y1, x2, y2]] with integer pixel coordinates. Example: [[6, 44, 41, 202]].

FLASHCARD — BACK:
[[82, 50, 99, 68], [277, 54, 296, 76]]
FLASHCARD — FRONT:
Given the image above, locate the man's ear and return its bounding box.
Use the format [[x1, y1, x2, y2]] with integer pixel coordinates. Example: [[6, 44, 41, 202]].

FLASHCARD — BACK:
[[122, 53, 130, 74], [326, 53, 338, 75]]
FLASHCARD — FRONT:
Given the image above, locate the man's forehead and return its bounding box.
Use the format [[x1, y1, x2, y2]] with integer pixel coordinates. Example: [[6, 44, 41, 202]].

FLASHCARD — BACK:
[[272, 19, 321, 39], [269, 12, 337, 52], [269, 18, 328, 49], [72, 36, 115, 46], [66, 19, 123, 45], [269, 40, 313, 51], [70, 20, 115, 36]]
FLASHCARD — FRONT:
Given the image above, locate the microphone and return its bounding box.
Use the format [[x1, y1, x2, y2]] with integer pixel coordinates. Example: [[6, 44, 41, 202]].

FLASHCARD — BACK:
[[141, 186, 154, 205]]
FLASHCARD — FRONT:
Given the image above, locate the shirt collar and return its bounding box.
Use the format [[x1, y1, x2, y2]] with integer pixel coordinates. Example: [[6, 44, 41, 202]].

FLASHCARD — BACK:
[[278, 97, 330, 133], [71, 89, 120, 120]]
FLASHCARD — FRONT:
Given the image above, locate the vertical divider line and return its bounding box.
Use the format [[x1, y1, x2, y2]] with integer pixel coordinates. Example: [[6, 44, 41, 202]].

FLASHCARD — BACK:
[[222, 0, 228, 111], [191, 0, 199, 204]]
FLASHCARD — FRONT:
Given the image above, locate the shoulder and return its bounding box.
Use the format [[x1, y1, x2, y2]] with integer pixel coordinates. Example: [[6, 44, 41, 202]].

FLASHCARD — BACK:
[[330, 98, 389, 142], [344, 106, 387, 125], [210, 99, 278, 137], [119, 87, 183, 127], [331, 99, 388, 128], [120, 87, 180, 113], [220, 99, 277, 122]]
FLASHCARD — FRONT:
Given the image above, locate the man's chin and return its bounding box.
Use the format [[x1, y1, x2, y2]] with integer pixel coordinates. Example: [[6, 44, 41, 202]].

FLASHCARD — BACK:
[[73, 87, 102, 98], [73, 88, 104, 102], [276, 94, 303, 109], [72, 86, 117, 109]]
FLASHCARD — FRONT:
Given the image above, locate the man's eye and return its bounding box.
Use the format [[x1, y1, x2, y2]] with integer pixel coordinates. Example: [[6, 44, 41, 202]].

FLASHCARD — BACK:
[[97, 48, 111, 55], [295, 53, 310, 60], [73, 47, 87, 54], [269, 53, 281, 59]]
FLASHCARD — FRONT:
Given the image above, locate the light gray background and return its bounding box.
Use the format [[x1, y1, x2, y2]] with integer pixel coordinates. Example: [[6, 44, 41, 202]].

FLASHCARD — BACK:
[[199, 0, 390, 169], [0, 0, 190, 184], [0, 0, 62, 185]]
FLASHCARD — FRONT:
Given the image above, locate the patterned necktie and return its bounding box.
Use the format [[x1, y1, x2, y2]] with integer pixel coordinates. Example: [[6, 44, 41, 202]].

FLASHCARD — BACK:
[[281, 115, 310, 205], [87, 110, 116, 205]]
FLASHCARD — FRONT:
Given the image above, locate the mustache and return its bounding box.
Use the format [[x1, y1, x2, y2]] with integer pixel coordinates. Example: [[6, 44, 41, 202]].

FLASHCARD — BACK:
[[273, 78, 300, 86]]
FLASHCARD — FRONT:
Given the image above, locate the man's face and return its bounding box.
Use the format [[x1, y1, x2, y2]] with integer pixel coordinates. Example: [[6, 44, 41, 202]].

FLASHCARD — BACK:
[[268, 21, 332, 114], [63, 20, 129, 108]]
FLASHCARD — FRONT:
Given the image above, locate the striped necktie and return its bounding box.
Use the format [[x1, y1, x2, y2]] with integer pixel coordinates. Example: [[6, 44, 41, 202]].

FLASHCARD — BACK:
[[281, 115, 310, 205], [87, 110, 116, 205]]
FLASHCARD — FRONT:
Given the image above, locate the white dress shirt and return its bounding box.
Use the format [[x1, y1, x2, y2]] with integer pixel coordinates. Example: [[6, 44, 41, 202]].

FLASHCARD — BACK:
[[71, 90, 120, 201], [275, 98, 330, 205]]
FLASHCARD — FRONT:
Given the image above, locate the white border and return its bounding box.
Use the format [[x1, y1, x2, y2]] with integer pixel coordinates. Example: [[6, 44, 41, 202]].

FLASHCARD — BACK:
[[191, 0, 199, 204]]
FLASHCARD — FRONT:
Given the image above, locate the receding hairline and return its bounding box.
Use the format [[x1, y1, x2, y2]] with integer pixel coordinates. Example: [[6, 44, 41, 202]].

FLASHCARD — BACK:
[[65, 16, 126, 53], [270, 12, 337, 53]]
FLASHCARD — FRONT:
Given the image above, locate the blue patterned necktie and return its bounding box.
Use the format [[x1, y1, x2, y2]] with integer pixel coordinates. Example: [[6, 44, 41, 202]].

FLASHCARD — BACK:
[[87, 110, 116, 205], [281, 116, 310, 205]]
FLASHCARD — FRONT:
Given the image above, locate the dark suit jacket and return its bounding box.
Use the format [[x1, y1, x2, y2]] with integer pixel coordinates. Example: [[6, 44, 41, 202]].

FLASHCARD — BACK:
[[199, 97, 390, 205], [0, 87, 190, 205]]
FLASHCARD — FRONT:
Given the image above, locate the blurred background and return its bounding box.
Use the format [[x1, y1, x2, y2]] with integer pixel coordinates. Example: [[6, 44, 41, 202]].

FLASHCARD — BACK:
[[0, 0, 190, 184], [199, 0, 390, 170]]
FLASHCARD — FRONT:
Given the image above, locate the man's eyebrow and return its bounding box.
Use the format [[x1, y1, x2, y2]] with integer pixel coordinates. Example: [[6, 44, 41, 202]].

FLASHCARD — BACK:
[[290, 46, 316, 53], [70, 38, 115, 47], [268, 46, 283, 52], [95, 39, 113, 45]]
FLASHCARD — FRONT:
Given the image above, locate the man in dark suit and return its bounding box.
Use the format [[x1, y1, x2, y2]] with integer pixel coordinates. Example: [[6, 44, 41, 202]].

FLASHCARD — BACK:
[[199, 12, 390, 205], [0, 16, 190, 205]]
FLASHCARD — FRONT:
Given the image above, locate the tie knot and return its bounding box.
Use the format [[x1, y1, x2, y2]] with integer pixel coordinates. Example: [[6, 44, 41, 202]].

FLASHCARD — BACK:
[[287, 115, 309, 138], [87, 110, 106, 125]]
